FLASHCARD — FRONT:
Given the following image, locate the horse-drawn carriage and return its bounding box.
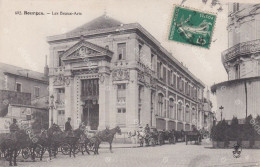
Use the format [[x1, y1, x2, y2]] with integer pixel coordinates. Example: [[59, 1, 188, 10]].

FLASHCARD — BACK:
[[184, 130, 202, 145]]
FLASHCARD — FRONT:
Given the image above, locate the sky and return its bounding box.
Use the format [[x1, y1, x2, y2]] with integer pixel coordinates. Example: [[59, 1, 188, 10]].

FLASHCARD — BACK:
[[0, 0, 256, 112]]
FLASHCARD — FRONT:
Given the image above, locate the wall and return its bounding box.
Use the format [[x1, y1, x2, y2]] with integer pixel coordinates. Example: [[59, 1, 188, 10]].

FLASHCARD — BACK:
[[215, 79, 260, 120]]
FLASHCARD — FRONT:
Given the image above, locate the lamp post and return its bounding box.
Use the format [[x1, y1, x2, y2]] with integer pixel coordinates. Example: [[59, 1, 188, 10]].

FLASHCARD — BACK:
[[49, 95, 55, 126], [219, 106, 224, 121]]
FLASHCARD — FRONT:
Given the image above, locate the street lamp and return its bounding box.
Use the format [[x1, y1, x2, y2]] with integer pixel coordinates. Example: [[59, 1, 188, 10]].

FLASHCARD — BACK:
[[49, 95, 55, 126], [219, 106, 224, 121]]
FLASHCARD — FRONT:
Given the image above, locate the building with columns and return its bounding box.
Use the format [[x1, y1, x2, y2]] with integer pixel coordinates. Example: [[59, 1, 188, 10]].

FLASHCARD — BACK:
[[47, 14, 206, 132], [211, 3, 260, 121]]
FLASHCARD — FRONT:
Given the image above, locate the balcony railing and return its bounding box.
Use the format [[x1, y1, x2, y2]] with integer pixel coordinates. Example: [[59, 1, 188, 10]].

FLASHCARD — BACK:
[[137, 61, 155, 76], [222, 39, 260, 63], [49, 66, 65, 76]]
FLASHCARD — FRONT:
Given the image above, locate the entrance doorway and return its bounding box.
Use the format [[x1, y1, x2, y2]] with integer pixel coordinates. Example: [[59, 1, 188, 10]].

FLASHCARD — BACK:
[[83, 100, 99, 130], [81, 79, 99, 130]]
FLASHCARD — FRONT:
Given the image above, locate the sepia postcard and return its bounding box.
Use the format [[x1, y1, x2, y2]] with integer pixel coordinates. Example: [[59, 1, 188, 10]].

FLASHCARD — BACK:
[[0, 0, 260, 166]]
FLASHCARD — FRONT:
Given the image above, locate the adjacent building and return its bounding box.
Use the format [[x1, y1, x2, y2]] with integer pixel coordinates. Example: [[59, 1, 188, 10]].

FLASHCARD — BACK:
[[211, 3, 260, 121], [47, 14, 206, 132], [0, 62, 49, 132]]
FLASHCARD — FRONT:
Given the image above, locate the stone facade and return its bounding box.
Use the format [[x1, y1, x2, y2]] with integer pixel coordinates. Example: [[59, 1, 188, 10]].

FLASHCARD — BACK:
[[212, 3, 260, 121], [47, 15, 205, 132]]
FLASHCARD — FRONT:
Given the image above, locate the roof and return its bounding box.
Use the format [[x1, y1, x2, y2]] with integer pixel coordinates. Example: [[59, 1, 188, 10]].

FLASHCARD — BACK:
[[0, 62, 48, 83], [47, 15, 205, 87], [67, 14, 123, 35]]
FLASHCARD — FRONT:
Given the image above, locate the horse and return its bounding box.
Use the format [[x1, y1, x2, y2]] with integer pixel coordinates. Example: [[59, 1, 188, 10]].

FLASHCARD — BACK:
[[0, 130, 35, 166], [45, 124, 63, 159], [93, 126, 121, 153]]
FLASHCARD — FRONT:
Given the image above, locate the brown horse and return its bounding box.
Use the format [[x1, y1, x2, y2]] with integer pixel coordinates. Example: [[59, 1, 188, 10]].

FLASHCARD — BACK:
[[0, 130, 35, 166], [93, 126, 121, 154]]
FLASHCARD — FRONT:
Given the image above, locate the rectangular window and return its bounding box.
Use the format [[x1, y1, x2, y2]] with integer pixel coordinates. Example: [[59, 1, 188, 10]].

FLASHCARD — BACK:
[[117, 84, 126, 103], [160, 63, 163, 80], [117, 108, 126, 126], [16, 83, 22, 92], [168, 70, 172, 85], [173, 74, 176, 88], [157, 62, 160, 78], [235, 64, 240, 79], [151, 54, 155, 70], [138, 44, 143, 61], [58, 51, 65, 67], [34, 86, 40, 98], [117, 43, 126, 60], [163, 67, 166, 82]]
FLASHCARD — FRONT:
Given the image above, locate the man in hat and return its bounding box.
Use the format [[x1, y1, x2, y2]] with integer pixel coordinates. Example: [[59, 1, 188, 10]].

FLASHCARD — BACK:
[[9, 119, 20, 141], [65, 117, 73, 136], [10, 119, 20, 133]]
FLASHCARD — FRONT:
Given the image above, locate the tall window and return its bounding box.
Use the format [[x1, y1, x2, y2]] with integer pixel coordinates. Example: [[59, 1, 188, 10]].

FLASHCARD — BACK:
[[177, 101, 183, 121], [34, 86, 40, 98], [157, 62, 160, 78], [117, 84, 126, 103], [117, 43, 126, 60], [58, 51, 64, 67], [16, 83, 22, 92], [173, 73, 176, 88], [185, 82, 188, 95], [235, 64, 240, 79], [163, 67, 166, 82], [151, 54, 155, 70], [169, 98, 175, 119], [138, 44, 143, 61], [117, 108, 126, 126], [160, 63, 163, 80], [158, 93, 164, 116], [185, 105, 190, 123], [169, 70, 172, 85], [192, 108, 196, 124]]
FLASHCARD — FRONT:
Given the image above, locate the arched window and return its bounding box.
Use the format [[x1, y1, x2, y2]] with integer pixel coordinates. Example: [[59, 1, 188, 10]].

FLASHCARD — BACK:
[[169, 98, 175, 119], [177, 101, 183, 121], [192, 107, 196, 124], [158, 93, 164, 117], [185, 104, 190, 123]]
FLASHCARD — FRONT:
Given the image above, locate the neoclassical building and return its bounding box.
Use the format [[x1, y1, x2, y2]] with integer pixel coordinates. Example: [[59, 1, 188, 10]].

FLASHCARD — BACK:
[[211, 3, 260, 121], [47, 15, 206, 132]]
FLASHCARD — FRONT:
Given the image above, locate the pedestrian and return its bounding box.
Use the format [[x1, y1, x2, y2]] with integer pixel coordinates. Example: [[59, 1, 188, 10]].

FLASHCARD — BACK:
[[65, 117, 73, 136]]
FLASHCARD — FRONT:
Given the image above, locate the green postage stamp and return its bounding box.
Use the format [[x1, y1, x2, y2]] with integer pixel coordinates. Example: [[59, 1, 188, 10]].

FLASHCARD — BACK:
[[168, 5, 216, 49]]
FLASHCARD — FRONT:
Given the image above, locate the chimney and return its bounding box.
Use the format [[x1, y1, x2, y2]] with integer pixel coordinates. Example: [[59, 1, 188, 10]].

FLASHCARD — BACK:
[[44, 55, 49, 77]]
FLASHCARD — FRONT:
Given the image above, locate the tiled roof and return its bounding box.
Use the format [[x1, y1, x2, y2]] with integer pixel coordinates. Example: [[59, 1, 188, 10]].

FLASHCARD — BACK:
[[67, 14, 123, 35], [0, 62, 48, 82]]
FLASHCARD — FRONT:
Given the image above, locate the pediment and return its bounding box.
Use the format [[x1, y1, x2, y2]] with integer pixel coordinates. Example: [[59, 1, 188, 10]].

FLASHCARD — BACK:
[[61, 40, 113, 61]]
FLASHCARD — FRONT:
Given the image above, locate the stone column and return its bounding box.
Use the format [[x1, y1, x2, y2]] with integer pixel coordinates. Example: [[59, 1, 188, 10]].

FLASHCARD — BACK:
[[65, 77, 74, 127], [126, 70, 138, 130], [98, 73, 110, 130]]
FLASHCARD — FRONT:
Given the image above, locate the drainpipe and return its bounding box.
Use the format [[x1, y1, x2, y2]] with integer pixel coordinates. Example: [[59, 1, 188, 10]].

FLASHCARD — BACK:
[[244, 81, 247, 118]]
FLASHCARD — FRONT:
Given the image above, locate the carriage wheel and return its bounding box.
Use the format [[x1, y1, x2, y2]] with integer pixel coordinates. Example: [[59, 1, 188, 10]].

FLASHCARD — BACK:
[[4, 150, 10, 161], [86, 143, 95, 152], [75, 143, 85, 154], [35, 144, 46, 158], [73, 143, 82, 154], [22, 147, 30, 159], [151, 138, 155, 147], [61, 143, 71, 155]]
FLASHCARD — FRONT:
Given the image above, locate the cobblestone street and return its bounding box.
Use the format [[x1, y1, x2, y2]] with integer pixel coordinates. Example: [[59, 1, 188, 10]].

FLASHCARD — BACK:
[[1, 141, 260, 167]]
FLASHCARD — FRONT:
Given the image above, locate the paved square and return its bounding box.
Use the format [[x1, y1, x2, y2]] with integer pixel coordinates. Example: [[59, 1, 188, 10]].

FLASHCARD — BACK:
[[3, 141, 259, 167]]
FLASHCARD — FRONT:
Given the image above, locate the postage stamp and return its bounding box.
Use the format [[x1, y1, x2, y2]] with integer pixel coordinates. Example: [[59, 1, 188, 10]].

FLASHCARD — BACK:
[[168, 5, 216, 49]]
